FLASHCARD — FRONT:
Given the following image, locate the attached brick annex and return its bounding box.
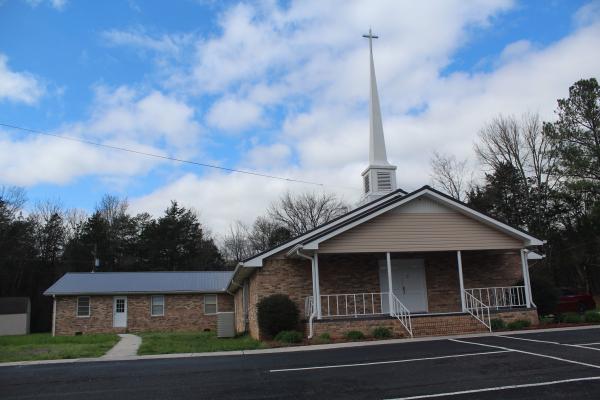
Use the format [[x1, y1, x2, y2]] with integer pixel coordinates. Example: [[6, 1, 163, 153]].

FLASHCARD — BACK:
[[54, 293, 233, 336]]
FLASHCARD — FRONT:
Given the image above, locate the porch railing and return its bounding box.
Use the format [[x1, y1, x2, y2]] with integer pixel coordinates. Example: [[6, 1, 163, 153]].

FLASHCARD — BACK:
[[390, 293, 413, 337], [464, 290, 491, 331], [304, 292, 413, 337], [465, 286, 527, 310]]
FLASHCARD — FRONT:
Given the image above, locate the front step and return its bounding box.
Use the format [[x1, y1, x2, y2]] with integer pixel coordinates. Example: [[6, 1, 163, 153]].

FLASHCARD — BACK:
[[410, 314, 488, 337]]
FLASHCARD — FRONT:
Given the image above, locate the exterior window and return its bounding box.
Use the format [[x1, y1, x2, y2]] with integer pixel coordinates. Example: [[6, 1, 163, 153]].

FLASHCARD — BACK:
[[77, 296, 90, 317], [204, 295, 217, 314], [151, 295, 164, 316]]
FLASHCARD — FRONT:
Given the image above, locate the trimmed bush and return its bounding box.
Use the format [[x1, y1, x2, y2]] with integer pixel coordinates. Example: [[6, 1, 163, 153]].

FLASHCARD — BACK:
[[506, 319, 531, 330], [257, 294, 300, 338], [372, 327, 392, 339], [312, 332, 331, 344], [584, 311, 600, 323], [519, 275, 560, 315], [345, 330, 365, 341], [490, 318, 506, 331], [274, 330, 303, 344], [539, 316, 554, 325], [561, 312, 583, 323]]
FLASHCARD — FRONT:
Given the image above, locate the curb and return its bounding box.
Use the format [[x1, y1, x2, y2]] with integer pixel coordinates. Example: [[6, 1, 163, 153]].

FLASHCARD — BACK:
[[2, 324, 599, 368]]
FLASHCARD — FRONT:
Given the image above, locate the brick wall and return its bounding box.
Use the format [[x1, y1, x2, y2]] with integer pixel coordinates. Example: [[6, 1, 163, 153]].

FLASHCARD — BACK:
[[493, 308, 539, 325], [54, 293, 233, 335]]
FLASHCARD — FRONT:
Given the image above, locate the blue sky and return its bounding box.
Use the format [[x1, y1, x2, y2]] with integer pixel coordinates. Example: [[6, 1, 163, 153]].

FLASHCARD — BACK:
[[1, 0, 599, 235]]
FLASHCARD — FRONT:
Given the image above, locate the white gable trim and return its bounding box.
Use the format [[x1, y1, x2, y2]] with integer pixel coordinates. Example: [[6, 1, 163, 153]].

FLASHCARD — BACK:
[[242, 190, 407, 267], [302, 189, 543, 250]]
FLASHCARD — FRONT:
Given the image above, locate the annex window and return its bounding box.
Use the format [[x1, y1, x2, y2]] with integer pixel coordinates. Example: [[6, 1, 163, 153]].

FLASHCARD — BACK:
[[151, 295, 165, 316], [204, 295, 217, 314], [77, 296, 90, 317]]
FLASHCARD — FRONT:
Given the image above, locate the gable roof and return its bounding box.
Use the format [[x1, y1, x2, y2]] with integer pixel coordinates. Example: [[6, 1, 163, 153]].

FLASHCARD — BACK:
[[44, 271, 233, 296], [240, 185, 543, 269]]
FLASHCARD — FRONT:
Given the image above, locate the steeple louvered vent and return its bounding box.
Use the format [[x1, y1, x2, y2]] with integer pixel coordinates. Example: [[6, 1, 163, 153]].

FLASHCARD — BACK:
[[364, 174, 370, 194], [377, 171, 392, 191]]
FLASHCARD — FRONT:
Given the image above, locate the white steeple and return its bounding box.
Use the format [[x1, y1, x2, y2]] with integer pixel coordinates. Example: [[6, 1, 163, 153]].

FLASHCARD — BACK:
[[360, 29, 397, 205]]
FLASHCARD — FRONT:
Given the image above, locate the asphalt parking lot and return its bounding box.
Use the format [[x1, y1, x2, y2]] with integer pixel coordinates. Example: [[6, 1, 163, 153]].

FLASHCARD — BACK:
[[1, 326, 599, 399]]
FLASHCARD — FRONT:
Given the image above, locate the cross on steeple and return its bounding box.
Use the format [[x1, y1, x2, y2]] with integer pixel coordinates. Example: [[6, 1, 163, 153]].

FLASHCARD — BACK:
[[362, 28, 379, 52]]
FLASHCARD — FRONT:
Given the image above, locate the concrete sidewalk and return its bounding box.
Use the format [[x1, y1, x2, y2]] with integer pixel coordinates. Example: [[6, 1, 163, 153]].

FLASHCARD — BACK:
[[1, 324, 598, 368], [102, 334, 142, 359]]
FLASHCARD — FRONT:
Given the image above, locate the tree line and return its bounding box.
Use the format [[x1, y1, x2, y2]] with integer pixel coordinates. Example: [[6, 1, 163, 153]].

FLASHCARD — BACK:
[[430, 78, 599, 295]]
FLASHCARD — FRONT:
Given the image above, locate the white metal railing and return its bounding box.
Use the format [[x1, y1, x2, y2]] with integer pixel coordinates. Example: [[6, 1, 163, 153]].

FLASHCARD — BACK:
[[464, 290, 491, 331], [465, 286, 527, 310], [390, 293, 413, 337], [316, 292, 388, 318], [304, 292, 413, 337]]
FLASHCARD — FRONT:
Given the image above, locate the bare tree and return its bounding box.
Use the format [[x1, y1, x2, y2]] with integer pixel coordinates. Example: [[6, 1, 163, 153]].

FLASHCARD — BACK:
[[475, 113, 558, 189], [0, 185, 27, 216], [269, 192, 349, 236], [64, 208, 88, 241], [96, 194, 129, 226], [221, 221, 251, 263], [248, 216, 290, 254], [429, 152, 472, 201]]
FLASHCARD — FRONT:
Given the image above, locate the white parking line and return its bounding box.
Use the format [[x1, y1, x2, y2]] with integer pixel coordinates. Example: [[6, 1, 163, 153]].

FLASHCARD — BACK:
[[268, 350, 511, 373], [450, 338, 600, 369], [385, 375, 600, 399], [500, 335, 600, 352], [576, 342, 600, 346]]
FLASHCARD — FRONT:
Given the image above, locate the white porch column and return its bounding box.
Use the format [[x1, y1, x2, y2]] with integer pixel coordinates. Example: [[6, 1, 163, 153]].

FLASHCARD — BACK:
[[457, 251, 466, 312], [521, 249, 533, 308], [315, 251, 322, 319], [386, 252, 394, 316]]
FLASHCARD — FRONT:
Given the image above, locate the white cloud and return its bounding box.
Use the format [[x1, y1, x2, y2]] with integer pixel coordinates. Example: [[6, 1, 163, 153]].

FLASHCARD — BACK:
[[101, 28, 192, 57], [0, 54, 44, 104], [205, 97, 263, 132], [129, 1, 600, 235], [24, 0, 67, 10], [0, 85, 202, 186]]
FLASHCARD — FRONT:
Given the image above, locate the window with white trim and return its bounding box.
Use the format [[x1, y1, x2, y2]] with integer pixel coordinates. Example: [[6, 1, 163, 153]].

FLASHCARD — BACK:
[[204, 295, 217, 314], [77, 296, 90, 317], [151, 295, 164, 316]]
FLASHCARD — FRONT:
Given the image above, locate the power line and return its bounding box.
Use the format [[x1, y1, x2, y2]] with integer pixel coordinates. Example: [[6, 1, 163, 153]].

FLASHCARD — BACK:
[[0, 122, 359, 191]]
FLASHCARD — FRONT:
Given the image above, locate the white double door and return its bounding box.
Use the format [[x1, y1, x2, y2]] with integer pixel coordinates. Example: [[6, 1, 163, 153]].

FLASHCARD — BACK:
[[379, 258, 428, 313], [113, 296, 127, 328]]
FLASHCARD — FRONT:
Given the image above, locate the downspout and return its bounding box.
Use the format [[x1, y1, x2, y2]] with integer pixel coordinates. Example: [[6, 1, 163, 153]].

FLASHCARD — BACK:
[[52, 295, 56, 337], [296, 247, 317, 339]]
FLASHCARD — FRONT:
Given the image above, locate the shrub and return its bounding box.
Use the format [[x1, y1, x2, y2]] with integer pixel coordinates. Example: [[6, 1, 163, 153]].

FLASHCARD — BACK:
[[539, 316, 554, 325], [345, 330, 365, 341], [561, 312, 583, 324], [490, 318, 506, 331], [312, 332, 331, 344], [372, 327, 392, 339], [274, 330, 303, 343], [507, 319, 531, 330], [257, 294, 300, 338], [584, 311, 600, 323]]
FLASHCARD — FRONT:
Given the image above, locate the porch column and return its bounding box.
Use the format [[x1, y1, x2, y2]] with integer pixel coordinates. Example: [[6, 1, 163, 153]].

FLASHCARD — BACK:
[[51, 295, 56, 337], [457, 251, 466, 312], [315, 251, 322, 319], [520, 249, 533, 308], [386, 252, 394, 316]]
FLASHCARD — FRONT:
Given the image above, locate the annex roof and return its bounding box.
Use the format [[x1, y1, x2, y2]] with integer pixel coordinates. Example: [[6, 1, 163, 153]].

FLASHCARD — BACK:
[[44, 271, 233, 296]]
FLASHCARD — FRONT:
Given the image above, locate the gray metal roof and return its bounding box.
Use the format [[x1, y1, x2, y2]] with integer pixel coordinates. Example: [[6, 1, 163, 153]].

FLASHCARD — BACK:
[[44, 271, 233, 295]]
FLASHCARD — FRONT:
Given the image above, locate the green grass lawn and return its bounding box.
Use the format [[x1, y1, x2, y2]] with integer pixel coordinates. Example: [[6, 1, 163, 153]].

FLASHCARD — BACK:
[[137, 331, 264, 355], [0, 333, 120, 362]]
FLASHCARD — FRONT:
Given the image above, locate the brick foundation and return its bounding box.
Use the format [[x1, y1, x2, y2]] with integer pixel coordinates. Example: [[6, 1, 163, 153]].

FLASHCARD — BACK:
[[54, 293, 233, 335]]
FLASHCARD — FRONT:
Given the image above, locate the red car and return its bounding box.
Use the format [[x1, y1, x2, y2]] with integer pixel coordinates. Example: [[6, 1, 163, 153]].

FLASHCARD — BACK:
[[555, 288, 597, 313]]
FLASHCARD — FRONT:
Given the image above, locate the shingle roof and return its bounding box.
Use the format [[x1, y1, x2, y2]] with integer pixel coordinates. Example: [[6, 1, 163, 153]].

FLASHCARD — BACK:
[[44, 271, 233, 295]]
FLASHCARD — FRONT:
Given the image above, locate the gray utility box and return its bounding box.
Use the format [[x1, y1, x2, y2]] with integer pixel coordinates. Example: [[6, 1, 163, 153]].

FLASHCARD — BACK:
[[217, 312, 235, 338]]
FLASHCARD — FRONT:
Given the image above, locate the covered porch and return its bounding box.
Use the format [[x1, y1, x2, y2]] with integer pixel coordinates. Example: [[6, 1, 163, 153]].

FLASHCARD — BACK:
[[301, 250, 535, 337]]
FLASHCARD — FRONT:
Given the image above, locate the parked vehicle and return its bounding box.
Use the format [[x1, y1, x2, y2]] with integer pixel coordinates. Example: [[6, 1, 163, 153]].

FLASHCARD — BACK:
[[555, 288, 596, 313]]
